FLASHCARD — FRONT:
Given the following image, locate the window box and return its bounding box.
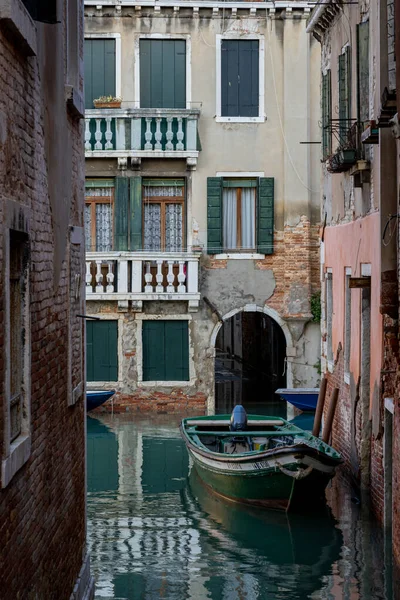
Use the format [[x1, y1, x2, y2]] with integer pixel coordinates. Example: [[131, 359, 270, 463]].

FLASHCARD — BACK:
[[327, 149, 357, 173], [93, 101, 121, 109]]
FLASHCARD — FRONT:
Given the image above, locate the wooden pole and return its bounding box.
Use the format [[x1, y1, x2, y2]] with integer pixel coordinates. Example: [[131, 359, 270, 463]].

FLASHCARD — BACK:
[[312, 375, 328, 437], [322, 387, 339, 444]]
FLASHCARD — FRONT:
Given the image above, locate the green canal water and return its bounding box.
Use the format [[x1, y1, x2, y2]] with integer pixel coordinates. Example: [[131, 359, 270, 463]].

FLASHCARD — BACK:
[[87, 414, 392, 600]]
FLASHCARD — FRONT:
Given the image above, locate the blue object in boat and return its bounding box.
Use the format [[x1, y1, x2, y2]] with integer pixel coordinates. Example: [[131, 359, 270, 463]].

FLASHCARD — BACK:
[[275, 388, 319, 412], [86, 390, 115, 412]]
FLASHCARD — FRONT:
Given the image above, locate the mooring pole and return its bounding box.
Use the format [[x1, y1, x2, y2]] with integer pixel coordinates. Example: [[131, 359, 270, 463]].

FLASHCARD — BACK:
[[322, 387, 339, 444], [312, 375, 328, 437]]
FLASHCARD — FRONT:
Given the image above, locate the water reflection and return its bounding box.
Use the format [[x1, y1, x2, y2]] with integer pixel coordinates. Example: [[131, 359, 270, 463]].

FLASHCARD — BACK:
[[87, 415, 391, 600]]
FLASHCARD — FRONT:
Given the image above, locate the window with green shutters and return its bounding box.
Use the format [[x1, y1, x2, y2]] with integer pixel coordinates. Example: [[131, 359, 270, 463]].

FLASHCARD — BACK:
[[357, 22, 369, 126], [87, 320, 118, 382], [338, 46, 351, 141], [322, 71, 332, 158], [84, 39, 116, 109], [221, 40, 259, 117], [142, 321, 189, 382], [207, 177, 274, 255], [140, 39, 186, 109]]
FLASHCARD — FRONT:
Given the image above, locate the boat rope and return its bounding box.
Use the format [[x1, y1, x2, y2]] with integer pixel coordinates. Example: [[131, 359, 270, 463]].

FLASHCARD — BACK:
[[276, 463, 313, 480]]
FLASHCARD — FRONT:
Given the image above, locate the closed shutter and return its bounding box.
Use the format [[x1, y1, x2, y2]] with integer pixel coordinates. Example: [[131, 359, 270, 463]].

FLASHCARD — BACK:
[[221, 40, 259, 117], [322, 71, 332, 158], [339, 47, 351, 140], [130, 177, 142, 250], [84, 39, 116, 109], [114, 178, 129, 251], [140, 40, 186, 109], [142, 321, 189, 381], [357, 22, 369, 124], [207, 177, 223, 254], [257, 178, 274, 255], [87, 320, 118, 382]]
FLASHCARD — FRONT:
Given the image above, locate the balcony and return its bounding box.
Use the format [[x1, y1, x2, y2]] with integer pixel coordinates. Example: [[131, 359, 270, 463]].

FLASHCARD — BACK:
[[85, 251, 200, 311], [84, 108, 200, 168], [325, 120, 360, 174]]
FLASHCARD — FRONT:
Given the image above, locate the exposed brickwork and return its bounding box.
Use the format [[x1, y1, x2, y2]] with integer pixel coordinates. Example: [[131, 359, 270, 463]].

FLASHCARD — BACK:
[[93, 390, 207, 414], [0, 6, 88, 600]]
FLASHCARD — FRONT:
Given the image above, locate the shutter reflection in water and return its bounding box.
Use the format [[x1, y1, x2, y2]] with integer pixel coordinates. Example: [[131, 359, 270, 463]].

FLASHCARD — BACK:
[[87, 415, 391, 600]]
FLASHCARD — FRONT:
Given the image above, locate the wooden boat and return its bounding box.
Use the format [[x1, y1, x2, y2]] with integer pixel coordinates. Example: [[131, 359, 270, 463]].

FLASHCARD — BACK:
[[86, 390, 115, 412], [180, 407, 341, 511], [275, 388, 320, 412]]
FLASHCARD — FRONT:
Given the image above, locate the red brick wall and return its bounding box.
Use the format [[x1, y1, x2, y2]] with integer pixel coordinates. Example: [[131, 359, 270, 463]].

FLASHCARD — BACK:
[[0, 12, 87, 600], [94, 390, 207, 414]]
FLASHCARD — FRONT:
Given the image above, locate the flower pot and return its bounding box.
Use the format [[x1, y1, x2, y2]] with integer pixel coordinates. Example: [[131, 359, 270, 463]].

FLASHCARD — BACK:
[[93, 102, 121, 109]]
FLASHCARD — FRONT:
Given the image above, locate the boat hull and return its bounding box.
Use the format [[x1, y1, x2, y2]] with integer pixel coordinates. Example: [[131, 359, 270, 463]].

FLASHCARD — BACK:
[[188, 446, 335, 511], [86, 390, 115, 412], [275, 388, 319, 412]]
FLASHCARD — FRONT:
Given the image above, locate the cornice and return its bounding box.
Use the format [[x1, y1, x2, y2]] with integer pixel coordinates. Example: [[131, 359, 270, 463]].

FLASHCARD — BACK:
[[306, 0, 341, 39]]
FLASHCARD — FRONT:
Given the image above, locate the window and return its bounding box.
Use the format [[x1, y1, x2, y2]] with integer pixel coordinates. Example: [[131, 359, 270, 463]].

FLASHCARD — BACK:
[[140, 39, 186, 109], [85, 180, 114, 252], [142, 321, 189, 381], [143, 180, 185, 252], [339, 46, 351, 140], [86, 320, 118, 382], [84, 39, 116, 109], [344, 271, 352, 376], [221, 40, 259, 118], [207, 177, 274, 255], [222, 181, 256, 251], [357, 22, 369, 125], [322, 71, 332, 158], [326, 272, 333, 363]]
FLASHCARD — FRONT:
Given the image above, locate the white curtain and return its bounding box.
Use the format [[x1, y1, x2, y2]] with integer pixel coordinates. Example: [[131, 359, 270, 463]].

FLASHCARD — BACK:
[[143, 185, 183, 198], [144, 204, 161, 251], [223, 189, 237, 250], [84, 205, 92, 251], [165, 204, 183, 251], [96, 204, 112, 251], [241, 188, 255, 249]]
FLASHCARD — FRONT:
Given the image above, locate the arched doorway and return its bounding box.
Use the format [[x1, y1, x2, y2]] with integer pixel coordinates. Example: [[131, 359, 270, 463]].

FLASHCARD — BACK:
[[215, 311, 287, 415]]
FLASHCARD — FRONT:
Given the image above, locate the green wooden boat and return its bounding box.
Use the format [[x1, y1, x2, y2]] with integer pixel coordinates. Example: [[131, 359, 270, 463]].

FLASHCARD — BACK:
[[180, 407, 342, 512]]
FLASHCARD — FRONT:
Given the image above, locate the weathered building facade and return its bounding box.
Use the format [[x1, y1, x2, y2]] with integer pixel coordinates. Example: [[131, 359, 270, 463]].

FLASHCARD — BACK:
[[307, 0, 400, 582], [84, 0, 322, 414], [0, 0, 93, 597]]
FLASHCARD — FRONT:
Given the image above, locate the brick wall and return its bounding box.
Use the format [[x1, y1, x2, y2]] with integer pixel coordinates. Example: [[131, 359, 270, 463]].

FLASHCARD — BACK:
[[94, 390, 207, 414], [0, 7, 87, 599]]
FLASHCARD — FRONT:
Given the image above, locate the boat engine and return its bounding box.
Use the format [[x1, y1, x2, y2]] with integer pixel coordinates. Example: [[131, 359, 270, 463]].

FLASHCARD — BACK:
[[230, 405, 247, 432]]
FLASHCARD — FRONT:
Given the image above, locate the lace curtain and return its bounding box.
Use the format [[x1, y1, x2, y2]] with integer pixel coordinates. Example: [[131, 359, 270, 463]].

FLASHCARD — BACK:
[[165, 204, 183, 251], [143, 184, 183, 251], [85, 205, 92, 251], [143, 185, 183, 198], [96, 204, 112, 251], [144, 204, 161, 251], [85, 187, 113, 198]]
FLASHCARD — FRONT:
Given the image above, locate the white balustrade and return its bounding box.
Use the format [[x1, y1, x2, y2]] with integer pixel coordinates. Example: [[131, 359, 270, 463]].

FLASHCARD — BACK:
[[94, 119, 103, 150], [176, 117, 184, 151], [85, 253, 200, 304], [104, 117, 113, 150]]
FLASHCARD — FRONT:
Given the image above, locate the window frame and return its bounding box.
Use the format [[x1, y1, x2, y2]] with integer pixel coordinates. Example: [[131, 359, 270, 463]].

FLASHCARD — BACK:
[[85, 181, 115, 252], [135, 34, 192, 110], [222, 181, 257, 253], [142, 181, 186, 252], [216, 34, 265, 123], [2, 200, 31, 489]]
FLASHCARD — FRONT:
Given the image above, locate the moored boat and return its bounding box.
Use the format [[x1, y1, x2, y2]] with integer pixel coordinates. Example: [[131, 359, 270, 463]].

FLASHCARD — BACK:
[[180, 406, 341, 512], [275, 388, 320, 412], [86, 390, 115, 412]]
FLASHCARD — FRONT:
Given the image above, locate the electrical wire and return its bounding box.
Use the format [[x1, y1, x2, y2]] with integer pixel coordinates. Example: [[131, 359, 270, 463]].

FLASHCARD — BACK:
[[382, 214, 399, 247]]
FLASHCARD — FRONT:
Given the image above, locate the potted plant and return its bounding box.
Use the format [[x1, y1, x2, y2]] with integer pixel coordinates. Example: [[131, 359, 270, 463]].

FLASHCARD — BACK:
[[93, 95, 122, 108]]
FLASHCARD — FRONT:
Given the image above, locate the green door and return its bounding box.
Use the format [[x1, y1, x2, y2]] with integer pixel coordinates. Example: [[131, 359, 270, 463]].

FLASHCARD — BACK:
[[84, 39, 116, 109], [142, 321, 189, 381], [87, 320, 118, 381]]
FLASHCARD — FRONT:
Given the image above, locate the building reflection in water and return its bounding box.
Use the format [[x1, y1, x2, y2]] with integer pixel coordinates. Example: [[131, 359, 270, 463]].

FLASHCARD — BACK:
[[87, 415, 391, 600]]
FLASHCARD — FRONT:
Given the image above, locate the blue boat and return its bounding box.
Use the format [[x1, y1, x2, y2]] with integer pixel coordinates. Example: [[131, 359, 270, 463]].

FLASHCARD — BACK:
[[86, 390, 115, 412], [275, 388, 319, 412]]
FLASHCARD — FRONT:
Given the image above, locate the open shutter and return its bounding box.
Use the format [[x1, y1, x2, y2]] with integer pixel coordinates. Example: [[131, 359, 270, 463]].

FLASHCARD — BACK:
[[114, 178, 129, 251], [129, 177, 142, 250], [322, 71, 332, 158], [165, 321, 189, 381], [207, 177, 223, 254], [357, 22, 369, 124], [257, 178, 274, 255]]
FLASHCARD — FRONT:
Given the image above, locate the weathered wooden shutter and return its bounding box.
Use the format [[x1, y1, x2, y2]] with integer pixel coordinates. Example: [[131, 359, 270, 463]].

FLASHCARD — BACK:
[[84, 39, 116, 109], [221, 40, 259, 117], [339, 47, 351, 140], [322, 71, 332, 158], [207, 177, 223, 254], [143, 321, 165, 381], [257, 178, 274, 255], [86, 320, 118, 382], [142, 321, 189, 381], [357, 22, 369, 124], [114, 178, 129, 251], [129, 177, 142, 250], [140, 40, 186, 109]]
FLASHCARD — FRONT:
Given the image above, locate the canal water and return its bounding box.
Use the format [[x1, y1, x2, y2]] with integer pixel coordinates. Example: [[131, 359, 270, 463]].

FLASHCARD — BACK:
[[87, 413, 393, 600]]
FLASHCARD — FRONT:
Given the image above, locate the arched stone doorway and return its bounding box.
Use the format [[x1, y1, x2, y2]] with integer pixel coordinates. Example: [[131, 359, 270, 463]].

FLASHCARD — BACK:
[[214, 308, 287, 415]]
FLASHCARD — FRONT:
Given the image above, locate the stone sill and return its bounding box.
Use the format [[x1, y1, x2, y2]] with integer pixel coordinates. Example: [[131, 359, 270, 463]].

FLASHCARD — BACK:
[[1, 433, 31, 488], [0, 0, 36, 56]]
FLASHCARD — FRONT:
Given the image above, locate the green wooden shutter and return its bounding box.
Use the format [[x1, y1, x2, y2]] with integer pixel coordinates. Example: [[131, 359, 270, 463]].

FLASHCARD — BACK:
[[207, 177, 223, 254], [86, 321, 118, 382], [129, 177, 142, 250], [339, 47, 351, 140], [84, 39, 116, 109], [357, 22, 369, 124], [221, 40, 259, 117], [221, 40, 239, 117], [165, 321, 189, 381], [140, 40, 186, 109], [257, 178, 274, 255], [114, 178, 129, 251], [322, 71, 332, 158], [143, 321, 165, 381]]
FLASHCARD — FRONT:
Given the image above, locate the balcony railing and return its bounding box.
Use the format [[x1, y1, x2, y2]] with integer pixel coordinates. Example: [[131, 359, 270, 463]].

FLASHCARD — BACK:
[[85, 251, 200, 311], [325, 120, 361, 173], [84, 108, 200, 159]]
